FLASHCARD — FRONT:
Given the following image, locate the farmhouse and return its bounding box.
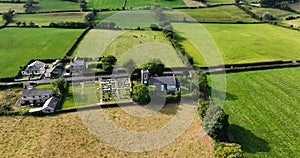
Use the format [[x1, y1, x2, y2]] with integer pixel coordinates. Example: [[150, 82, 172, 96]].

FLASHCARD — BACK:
[[69, 57, 87, 72], [21, 88, 54, 105], [141, 69, 180, 93], [21, 61, 46, 76], [29, 97, 59, 113]]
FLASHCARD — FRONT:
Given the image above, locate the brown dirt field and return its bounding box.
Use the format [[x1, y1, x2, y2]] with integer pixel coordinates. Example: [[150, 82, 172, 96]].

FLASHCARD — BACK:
[[0, 109, 214, 157]]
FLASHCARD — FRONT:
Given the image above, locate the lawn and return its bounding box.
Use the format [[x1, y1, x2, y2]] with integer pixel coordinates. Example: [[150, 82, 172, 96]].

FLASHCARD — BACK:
[[213, 67, 300, 157], [9, 12, 85, 26], [33, 0, 80, 12], [172, 23, 300, 65], [165, 5, 258, 22], [76, 29, 185, 67], [87, 0, 185, 9], [0, 3, 24, 13], [0, 28, 84, 78]]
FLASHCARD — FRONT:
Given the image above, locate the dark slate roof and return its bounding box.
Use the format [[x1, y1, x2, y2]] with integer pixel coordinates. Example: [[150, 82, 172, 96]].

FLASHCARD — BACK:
[[149, 76, 176, 85], [25, 61, 46, 71], [47, 97, 59, 108], [22, 88, 53, 97]]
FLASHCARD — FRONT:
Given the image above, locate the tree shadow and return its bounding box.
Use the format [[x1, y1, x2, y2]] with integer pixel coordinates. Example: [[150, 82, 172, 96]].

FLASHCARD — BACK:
[[230, 124, 270, 153]]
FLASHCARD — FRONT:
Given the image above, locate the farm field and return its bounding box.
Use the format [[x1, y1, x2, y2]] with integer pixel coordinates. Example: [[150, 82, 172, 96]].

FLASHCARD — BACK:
[[87, 0, 186, 9], [205, 0, 234, 4], [165, 5, 258, 22], [76, 29, 185, 67], [0, 28, 84, 78], [9, 12, 85, 26], [172, 23, 300, 65], [0, 107, 214, 157], [94, 11, 116, 23], [0, 3, 24, 13], [33, 0, 80, 12], [289, 2, 300, 12], [216, 67, 300, 157]]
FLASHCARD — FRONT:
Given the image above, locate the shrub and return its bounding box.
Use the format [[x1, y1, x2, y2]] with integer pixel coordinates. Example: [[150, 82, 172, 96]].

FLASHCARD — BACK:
[[214, 142, 244, 158], [132, 84, 151, 104]]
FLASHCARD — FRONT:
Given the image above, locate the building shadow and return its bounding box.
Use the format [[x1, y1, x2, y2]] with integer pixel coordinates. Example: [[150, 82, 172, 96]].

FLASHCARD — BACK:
[[230, 124, 270, 153]]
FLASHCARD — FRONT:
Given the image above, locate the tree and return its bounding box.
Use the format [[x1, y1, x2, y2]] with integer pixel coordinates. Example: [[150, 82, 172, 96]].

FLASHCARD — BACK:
[[16, 21, 21, 26], [2, 9, 14, 23], [140, 59, 165, 76], [52, 78, 68, 95], [203, 103, 229, 141], [132, 84, 151, 105], [262, 12, 277, 21], [214, 143, 244, 158], [197, 71, 209, 100], [102, 55, 117, 65], [84, 12, 95, 23]]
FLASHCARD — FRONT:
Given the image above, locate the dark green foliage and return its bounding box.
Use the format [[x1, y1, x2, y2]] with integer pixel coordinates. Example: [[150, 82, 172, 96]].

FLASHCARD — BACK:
[[203, 103, 229, 142], [198, 101, 210, 120], [84, 12, 95, 23], [102, 55, 117, 65], [132, 84, 151, 105], [214, 142, 244, 158], [260, 0, 299, 8], [49, 22, 89, 28], [52, 78, 68, 95], [262, 12, 277, 21], [2, 9, 14, 23], [0, 103, 13, 115], [140, 59, 165, 76]]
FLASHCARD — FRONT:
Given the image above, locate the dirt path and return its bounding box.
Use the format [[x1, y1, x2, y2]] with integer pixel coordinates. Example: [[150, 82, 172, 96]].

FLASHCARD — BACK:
[[183, 0, 206, 7]]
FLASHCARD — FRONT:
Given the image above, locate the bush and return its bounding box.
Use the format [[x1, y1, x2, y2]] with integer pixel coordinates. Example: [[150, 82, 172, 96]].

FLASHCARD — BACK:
[[214, 142, 244, 158], [132, 84, 151, 105], [198, 101, 210, 120]]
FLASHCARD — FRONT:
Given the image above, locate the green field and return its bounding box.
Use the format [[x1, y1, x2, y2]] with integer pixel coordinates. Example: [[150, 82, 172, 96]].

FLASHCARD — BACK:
[[0, 28, 84, 78], [94, 11, 116, 22], [33, 0, 80, 12], [172, 23, 300, 65], [0, 3, 24, 13], [87, 0, 185, 9], [215, 67, 300, 157], [9, 12, 85, 26], [165, 5, 257, 22], [206, 0, 234, 4]]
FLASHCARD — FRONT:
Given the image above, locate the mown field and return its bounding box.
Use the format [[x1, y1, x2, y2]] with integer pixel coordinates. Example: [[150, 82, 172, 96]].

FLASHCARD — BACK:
[[87, 0, 185, 9], [0, 3, 24, 13], [33, 0, 80, 12], [76, 29, 185, 67], [172, 23, 300, 66], [0, 28, 84, 78], [9, 12, 85, 26], [165, 5, 258, 22], [0, 108, 214, 157], [216, 67, 300, 157], [205, 0, 234, 4]]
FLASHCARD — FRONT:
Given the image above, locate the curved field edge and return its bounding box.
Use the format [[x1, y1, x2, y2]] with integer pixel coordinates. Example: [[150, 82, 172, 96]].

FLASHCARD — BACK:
[[0, 28, 84, 78], [214, 67, 300, 157]]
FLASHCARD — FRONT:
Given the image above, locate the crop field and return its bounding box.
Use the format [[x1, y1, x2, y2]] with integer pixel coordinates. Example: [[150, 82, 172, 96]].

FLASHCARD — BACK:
[[205, 0, 234, 4], [165, 5, 257, 22], [0, 28, 84, 78], [87, 0, 185, 9], [215, 67, 300, 157], [0, 3, 24, 13], [0, 107, 214, 157], [172, 23, 300, 65], [9, 12, 85, 26], [76, 29, 184, 67], [33, 0, 80, 12]]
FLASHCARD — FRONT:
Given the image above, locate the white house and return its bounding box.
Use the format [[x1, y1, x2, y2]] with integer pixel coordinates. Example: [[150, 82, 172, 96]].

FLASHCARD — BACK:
[[21, 88, 54, 105], [29, 97, 59, 113], [21, 61, 46, 76]]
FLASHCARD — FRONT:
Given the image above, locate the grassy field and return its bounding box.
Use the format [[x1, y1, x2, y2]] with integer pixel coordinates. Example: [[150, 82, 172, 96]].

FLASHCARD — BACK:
[[9, 12, 85, 26], [0, 3, 24, 13], [289, 2, 300, 12], [214, 67, 300, 157], [0, 28, 84, 78], [94, 11, 116, 23], [165, 5, 258, 22], [76, 29, 185, 67], [0, 108, 214, 157], [172, 23, 300, 65], [206, 0, 234, 4], [87, 0, 185, 9], [33, 0, 80, 12]]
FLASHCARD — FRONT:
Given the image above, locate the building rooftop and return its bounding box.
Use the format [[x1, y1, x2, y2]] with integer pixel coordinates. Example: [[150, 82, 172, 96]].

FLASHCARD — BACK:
[[22, 88, 53, 97]]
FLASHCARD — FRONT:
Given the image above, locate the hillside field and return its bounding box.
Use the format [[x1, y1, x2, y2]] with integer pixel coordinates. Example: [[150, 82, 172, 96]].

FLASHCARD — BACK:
[[33, 0, 80, 12], [215, 67, 300, 157], [0, 3, 24, 13], [205, 0, 234, 4], [172, 23, 300, 66], [0, 28, 84, 78]]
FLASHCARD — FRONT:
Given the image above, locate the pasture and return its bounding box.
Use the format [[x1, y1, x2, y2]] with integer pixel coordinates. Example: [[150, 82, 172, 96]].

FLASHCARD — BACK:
[[9, 12, 85, 26], [0, 28, 84, 78], [86, 0, 185, 9], [165, 5, 258, 22], [0, 3, 24, 13], [33, 0, 80, 12], [172, 23, 300, 65], [215, 67, 300, 157], [205, 0, 234, 5]]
